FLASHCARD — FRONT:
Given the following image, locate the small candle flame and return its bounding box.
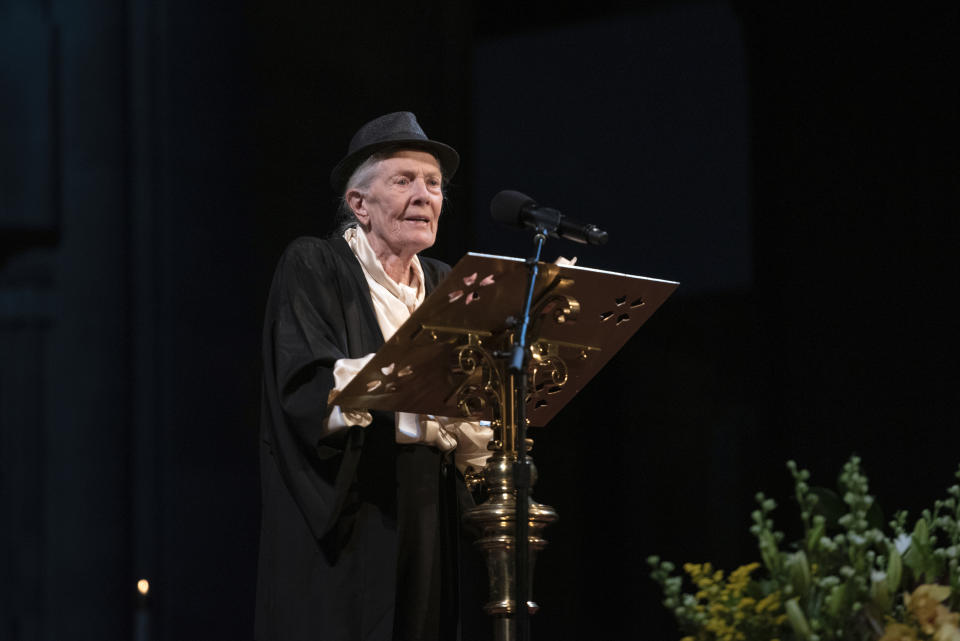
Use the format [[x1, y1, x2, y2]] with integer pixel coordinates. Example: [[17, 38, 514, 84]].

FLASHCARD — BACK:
[[137, 579, 150, 596]]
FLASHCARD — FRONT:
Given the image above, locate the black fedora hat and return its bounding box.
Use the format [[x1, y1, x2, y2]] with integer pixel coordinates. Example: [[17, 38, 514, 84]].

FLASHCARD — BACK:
[[330, 111, 460, 192]]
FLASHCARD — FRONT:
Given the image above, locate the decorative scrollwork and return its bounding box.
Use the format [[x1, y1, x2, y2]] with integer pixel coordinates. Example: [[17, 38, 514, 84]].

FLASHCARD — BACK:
[[534, 355, 568, 387], [451, 341, 504, 419], [455, 344, 484, 375], [528, 352, 569, 407], [527, 289, 581, 348]]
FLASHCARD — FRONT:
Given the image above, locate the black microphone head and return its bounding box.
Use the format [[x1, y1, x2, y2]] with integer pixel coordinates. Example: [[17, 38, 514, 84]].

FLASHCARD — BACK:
[[490, 190, 535, 225]]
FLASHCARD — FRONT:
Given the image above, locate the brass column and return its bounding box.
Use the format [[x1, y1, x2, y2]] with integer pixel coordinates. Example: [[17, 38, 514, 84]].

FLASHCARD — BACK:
[[463, 364, 558, 641]]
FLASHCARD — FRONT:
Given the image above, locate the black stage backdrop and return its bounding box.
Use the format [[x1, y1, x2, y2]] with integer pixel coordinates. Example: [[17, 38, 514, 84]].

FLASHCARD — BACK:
[[0, 2, 956, 640]]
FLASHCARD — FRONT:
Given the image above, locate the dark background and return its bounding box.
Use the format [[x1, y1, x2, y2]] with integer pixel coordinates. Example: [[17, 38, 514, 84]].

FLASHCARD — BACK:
[[1, 1, 956, 639]]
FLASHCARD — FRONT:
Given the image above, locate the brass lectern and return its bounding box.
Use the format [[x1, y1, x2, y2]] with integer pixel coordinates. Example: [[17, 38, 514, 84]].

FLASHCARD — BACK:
[[335, 252, 678, 641]]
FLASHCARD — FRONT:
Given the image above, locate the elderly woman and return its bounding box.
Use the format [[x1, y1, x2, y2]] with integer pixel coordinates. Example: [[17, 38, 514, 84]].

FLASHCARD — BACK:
[[256, 112, 491, 641]]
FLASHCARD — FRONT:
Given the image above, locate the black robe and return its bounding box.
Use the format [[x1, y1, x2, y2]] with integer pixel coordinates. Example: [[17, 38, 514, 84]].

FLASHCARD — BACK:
[[256, 235, 463, 641]]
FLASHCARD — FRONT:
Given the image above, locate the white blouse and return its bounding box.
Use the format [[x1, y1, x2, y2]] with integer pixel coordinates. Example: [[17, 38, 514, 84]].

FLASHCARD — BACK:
[[324, 226, 492, 474]]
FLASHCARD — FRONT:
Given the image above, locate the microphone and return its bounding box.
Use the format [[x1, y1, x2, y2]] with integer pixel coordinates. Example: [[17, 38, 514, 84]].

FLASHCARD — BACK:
[[490, 190, 609, 246]]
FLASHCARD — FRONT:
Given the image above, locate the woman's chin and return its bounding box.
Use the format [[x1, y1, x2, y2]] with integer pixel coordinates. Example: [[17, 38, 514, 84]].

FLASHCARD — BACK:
[[402, 229, 437, 254]]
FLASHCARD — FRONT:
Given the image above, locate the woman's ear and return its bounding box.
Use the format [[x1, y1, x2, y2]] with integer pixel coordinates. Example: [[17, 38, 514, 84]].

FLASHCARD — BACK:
[[346, 189, 367, 225]]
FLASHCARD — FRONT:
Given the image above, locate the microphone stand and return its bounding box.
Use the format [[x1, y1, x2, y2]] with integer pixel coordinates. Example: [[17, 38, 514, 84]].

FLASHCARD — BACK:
[[508, 225, 547, 641]]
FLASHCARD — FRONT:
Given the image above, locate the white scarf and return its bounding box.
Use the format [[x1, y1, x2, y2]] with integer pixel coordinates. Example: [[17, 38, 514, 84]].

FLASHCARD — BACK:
[[333, 226, 493, 471], [344, 225, 424, 341], [344, 226, 458, 450]]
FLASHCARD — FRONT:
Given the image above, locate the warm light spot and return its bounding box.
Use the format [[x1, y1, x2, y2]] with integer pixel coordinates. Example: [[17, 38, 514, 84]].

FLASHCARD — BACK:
[[137, 579, 150, 596]]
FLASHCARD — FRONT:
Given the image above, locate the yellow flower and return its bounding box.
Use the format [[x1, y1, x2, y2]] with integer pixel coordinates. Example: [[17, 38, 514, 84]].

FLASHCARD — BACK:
[[681, 560, 784, 641], [878, 622, 920, 641], [934, 622, 960, 641], [730, 563, 760, 581], [708, 602, 730, 615], [905, 585, 956, 635], [755, 593, 780, 614]]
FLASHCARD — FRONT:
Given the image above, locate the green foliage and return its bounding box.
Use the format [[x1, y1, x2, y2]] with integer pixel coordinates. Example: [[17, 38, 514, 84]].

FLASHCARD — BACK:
[[649, 457, 960, 641]]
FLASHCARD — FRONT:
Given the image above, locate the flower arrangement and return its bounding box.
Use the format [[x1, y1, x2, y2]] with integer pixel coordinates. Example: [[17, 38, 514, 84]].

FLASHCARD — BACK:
[[648, 456, 960, 641]]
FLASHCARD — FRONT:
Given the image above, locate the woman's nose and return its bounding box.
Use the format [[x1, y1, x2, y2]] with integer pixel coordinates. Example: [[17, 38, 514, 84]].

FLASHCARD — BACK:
[[410, 177, 432, 203]]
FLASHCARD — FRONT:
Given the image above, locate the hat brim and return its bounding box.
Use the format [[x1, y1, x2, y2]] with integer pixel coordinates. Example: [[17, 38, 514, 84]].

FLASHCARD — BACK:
[[330, 139, 460, 192]]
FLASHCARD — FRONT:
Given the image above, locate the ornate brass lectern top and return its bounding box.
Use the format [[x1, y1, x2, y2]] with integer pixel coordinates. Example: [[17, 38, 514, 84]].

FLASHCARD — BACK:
[[335, 253, 678, 641]]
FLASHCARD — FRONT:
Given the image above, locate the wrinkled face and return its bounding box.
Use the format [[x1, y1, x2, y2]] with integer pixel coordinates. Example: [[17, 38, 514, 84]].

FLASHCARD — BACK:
[[349, 150, 443, 260]]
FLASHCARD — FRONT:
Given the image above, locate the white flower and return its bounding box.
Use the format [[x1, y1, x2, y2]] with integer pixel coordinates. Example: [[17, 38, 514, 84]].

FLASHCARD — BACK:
[[895, 533, 912, 555]]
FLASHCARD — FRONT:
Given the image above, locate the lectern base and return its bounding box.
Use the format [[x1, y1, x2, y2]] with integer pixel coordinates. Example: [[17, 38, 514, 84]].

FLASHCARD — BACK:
[[464, 452, 558, 641]]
